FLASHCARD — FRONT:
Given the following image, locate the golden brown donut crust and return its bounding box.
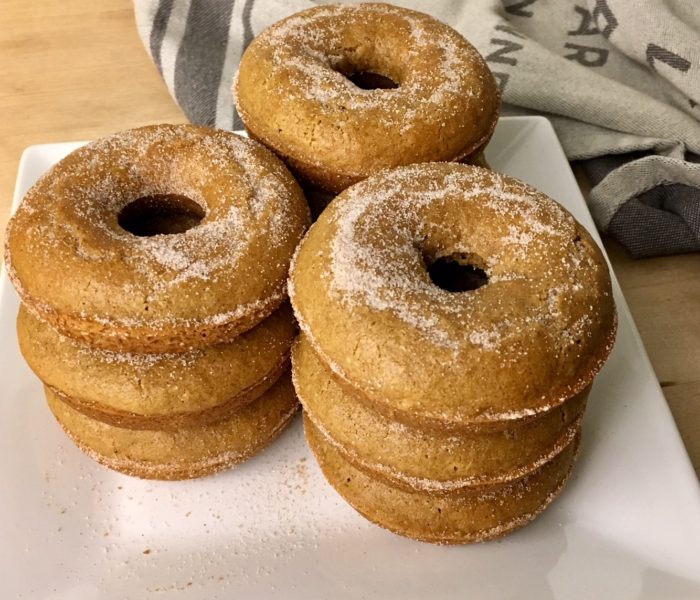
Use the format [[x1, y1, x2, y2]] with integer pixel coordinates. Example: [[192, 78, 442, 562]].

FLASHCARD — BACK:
[[290, 163, 616, 429], [5, 124, 310, 353], [46, 373, 299, 481], [305, 417, 579, 544], [293, 335, 587, 492], [235, 3, 500, 193], [18, 304, 296, 429]]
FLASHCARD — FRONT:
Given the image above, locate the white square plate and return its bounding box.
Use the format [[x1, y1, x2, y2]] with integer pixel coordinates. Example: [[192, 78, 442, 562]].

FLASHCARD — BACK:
[[1, 117, 699, 599]]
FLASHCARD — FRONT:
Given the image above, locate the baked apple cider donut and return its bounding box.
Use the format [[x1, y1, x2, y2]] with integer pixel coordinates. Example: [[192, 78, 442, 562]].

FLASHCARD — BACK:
[[293, 335, 588, 492], [18, 304, 295, 430], [234, 3, 500, 193], [305, 416, 580, 544], [46, 373, 299, 481], [4, 124, 310, 353], [290, 163, 617, 431]]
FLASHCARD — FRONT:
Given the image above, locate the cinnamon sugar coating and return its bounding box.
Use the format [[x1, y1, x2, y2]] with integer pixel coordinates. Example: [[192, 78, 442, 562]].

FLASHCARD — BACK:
[[235, 3, 499, 193], [290, 163, 617, 429], [5, 124, 310, 353]]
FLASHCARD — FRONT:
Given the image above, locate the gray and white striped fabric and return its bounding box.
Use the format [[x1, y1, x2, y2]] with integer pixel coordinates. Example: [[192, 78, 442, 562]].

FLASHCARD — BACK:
[[134, 0, 700, 257]]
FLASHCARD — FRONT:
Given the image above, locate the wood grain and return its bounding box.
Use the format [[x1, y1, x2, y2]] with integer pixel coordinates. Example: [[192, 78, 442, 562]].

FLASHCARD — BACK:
[[1, 0, 698, 475], [0, 0, 185, 242]]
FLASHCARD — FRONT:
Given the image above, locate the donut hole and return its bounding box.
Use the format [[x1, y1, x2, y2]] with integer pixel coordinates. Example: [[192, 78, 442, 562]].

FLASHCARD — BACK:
[[425, 253, 489, 293], [344, 70, 398, 90], [331, 57, 399, 90], [118, 195, 205, 236]]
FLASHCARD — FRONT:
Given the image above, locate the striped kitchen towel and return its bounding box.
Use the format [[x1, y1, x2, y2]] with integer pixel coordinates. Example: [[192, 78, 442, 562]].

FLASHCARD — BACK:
[[133, 0, 700, 257]]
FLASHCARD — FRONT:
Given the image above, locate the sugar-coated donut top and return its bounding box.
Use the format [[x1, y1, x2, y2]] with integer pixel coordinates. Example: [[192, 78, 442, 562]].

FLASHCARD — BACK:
[[235, 3, 500, 186], [290, 163, 616, 428], [5, 124, 310, 329], [255, 3, 483, 118]]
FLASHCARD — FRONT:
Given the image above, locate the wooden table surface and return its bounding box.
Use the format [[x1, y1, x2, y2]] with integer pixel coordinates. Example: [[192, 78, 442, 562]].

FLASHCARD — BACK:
[[2, 0, 698, 475]]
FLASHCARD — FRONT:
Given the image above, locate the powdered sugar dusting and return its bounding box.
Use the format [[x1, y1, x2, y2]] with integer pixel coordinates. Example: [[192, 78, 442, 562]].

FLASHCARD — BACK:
[[7, 125, 308, 329], [75, 341, 203, 370], [468, 329, 502, 351], [237, 3, 492, 139], [76, 289, 286, 331], [322, 164, 598, 356]]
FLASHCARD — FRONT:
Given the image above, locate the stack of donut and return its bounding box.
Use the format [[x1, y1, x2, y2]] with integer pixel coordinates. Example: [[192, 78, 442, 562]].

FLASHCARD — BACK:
[[5, 124, 310, 480], [290, 164, 617, 543]]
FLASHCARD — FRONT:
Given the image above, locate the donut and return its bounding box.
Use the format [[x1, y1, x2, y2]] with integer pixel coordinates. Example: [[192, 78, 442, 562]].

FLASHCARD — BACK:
[[290, 163, 617, 431], [5, 124, 310, 353], [18, 304, 295, 430], [46, 373, 299, 481], [292, 335, 587, 492], [235, 3, 500, 193], [305, 417, 579, 544]]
